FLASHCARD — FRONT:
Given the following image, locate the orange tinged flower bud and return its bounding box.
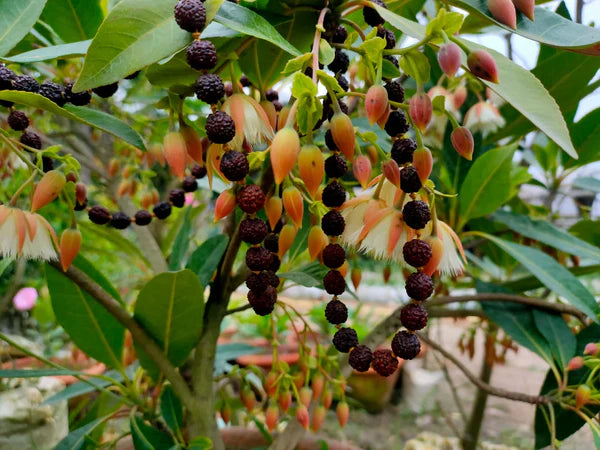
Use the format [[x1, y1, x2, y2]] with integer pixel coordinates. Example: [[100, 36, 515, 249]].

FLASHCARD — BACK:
[[376, 103, 391, 129], [266, 402, 279, 431], [180, 125, 204, 165], [278, 223, 297, 258], [330, 112, 355, 161], [117, 180, 131, 198], [311, 374, 324, 401], [365, 85, 389, 125], [422, 235, 443, 276], [151, 189, 160, 205], [214, 190, 236, 222], [413, 147, 433, 184], [260, 100, 278, 130], [129, 180, 138, 197], [60, 228, 81, 272], [567, 356, 584, 371], [278, 391, 292, 413], [467, 50, 499, 84], [382, 160, 400, 188], [451, 127, 474, 160], [75, 183, 86, 205], [366, 145, 378, 165], [299, 386, 312, 408], [576, 385, 591, 409], [409, 93, 432, 132], [282, 187, 304, 228], [488, 0, 517, 29], [293, 371, 305, 390], [163, 132, 187, 179], [512, 0, 534, 20], [437, 43, 462, 78], [353, 155, 372, 189], [265, 371, 279, 397], [241, 386, 256, 412], [265, 196, 283, 230], [271, 128, 300, 185], [351, 267, 362, 290], [32, 170, 66, 212], [221, 404, 231, 424], [453, 85, 467, 110], [322, 389, 333, 410], [308, 225, 328, 261], [296, 404, 309, 430], [338, 260, 349, 278], [108, 159, 120, 177], [66, 172, 77, 183], [311, 405, 327, 432], [383, 265, 391, 284], [298, 145, 324, 197], [277, 105, 291, 131], [336, 401, 349, 428], [123, 165, 132, 179], [141, 193, 153, 210]]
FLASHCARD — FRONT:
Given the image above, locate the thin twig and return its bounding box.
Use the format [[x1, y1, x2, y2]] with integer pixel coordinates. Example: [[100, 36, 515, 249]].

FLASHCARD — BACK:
[[225, 304, 252, 316]]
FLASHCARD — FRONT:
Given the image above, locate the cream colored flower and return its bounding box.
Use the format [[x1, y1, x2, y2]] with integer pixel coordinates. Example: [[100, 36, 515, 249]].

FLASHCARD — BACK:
[[0, 205, 58, 260], [221, 93, 274, 150], [463, 101, 505, 136]]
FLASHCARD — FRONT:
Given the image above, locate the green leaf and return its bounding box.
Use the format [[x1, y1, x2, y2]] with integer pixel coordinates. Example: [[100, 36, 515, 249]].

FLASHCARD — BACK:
[[291, 72, 317, 98], [72, 254, 122, 303], [0, 369, 81, 378], [374, 6, 577, 158], [54, 415, 109, 450], [40, 0, 103, 43], [573, 177, 600, 193], [565, 108, 600, 167], [400, 50, 430, 85], [570, 221, 600, 248], [46, 265, 125, 368], [318, 38, 334, 65], [169, 207, 193, 271], [279, 271, 321, 287], [215, 1, 301, 57], [426, 8, 464, 42], [493, 210, 600, 262], [282, 53, 312, 76], [74, 0, 190, 91], [458, 143, 517, 227], [501, 264, 600, 292], [447, 0, 600, 54], [146, 51, 197, 91], [0, 91, 145, 150], [189, 437, 213, 450], [133, 270, 204, 375], [479, 233, 600, 320], [316, 70, 343, 94], [160, 385, 183, 438], [3, 39, 91, 63], [359, 36, 386, 62], [186, 235, 229, 287], [0, 0, 47, 56], [532, 309, 575, 369], [130, 415, 175, 450]]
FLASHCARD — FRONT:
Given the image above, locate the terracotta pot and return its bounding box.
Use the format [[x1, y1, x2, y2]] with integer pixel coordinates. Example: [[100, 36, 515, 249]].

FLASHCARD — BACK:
[[347, 359, 404, 413]]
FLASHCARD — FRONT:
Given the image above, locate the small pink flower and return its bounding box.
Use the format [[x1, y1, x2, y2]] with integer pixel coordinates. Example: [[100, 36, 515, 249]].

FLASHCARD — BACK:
[[13, 287, 38, 311], [184, 192, 199, 206]]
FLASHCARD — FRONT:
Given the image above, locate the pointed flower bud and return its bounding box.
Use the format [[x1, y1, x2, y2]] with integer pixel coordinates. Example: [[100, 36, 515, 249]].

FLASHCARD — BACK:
[[322, 389, 333, 410], [282, 186, 304, 229], [365, 85, 389, 125], [353, 155, 372, 189], [453, 85, 467, 110], [108, 159, 120, 177], [311, 405, 327, 432], [576, 385, 591, 409], [311, 374, 324, 401], [422, 235, 443, 276], [299, 386, 312, 408], [296, 404, 309, 429], [351, 267, 362, 290], [437, 43, 462, 78], [409, 92, 433, 132], [413, 147, 433, 184], [336, 401, 349, 428], [308, 225, 328, 261], [271, 127, 300, 184], [214, 190, 236, 222], [75, 183, 86, 205], [451, 127, 475, 160], [298, 145, 324, 197], [330, 112, 355, 161], [488, 0, 517, 29], [278, 223, 297, 258], [220, 404, 231, 424], [376, 103, 391, 129], [467, 50, 499, 84], [241, 387, 256, 412], [382, 160, 400, 188], [32, 170, 66, 212], [265, 371, 279, 397], [366, 145, 378, 165], [567, 356, 584, 371], [59, 228, 81, 272], [513, 0, 534, 20], [180, 125, 204, 165], [163, 132, 187, 179], [266, 402, 279, 431], [278, 391, 292, 413], [260, 100, 278, 130], [338, 260, 349, 278], [584, 343, 599, 356], [265, 196, 283, 230]]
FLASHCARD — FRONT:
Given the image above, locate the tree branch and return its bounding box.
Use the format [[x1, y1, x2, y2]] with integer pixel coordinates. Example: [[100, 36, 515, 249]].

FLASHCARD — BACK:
[[417, 332, 548, 405], [49, 261, 198, 413], [225, 304, 253, 316]]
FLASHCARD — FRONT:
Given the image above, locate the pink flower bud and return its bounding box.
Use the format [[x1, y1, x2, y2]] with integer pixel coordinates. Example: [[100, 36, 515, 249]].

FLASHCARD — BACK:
[[271, 127, 300, 184], [13, 287, 37, 311], [299, 386, 312, 408], [295, 404, 309, 429], [75, 183, 86, 205], [383, 160, 400, 188], [353, 155, 372, 189], [365, 85, 389, 126], [467, 50, 499, 84], [453, 85, 468, 110], [31, 170, 66, 212], [311, 405, 327, 432], [576, 385, 591, 409], [60, 228, 82, 272], [437, 43, 462, 78], [311, 373, 324, 400], [336, 401, 349, 428], [413, 147, 433, 184], [278, 391, 292, 413], [180, 125, 204, 165], [584, 343, 599, 356], [409, 93, 432, 131], [451, 127, 475, 160], [214, 190, 236, 222], [488, 0, 517, 29], [567, 356, 584, 371], [265, 403, 279, 431], [512, 0, 534, 20], [163, 132, 187, 179], [330, 112, 355, 161]]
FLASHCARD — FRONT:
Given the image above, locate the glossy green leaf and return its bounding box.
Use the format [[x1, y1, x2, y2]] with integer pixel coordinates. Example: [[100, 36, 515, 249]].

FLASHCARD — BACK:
[[501, 264, 600, 292], [493, 210, 600, 262], [565, 108, 600, 167], [55, 416, 109, 450], [186, 235, 229, 287], [40, 0, 103, 43], [480, 234, 599, 320], [3, 39, 91, 63], [130, 415, 175, 450], [532, 310, 575, 369], [72, 254, 122, 303], [0, 0, 47, 56], [46, 265, 125, 368], [215, 1, 300, 57], [400, 50, 430, 85], [0, 369, 80, 378], [458, 143, 517, 228], [447, 0, 600, 54], [0, 91, 145, 150], [189, 437, 213, 450], [133, 270, 204, 374], [169, 207, 193, 271], [570, 221, 600, 248], [375, 6, 577, 158], [160, 385, 183, 437], [573, 177, 600, 193], [279, 271, 321, 288]]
